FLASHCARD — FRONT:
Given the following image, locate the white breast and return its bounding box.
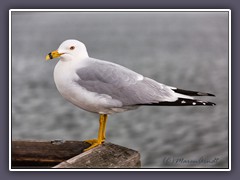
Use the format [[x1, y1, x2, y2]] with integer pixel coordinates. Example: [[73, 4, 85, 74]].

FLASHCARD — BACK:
[[54, 61, 76, 94], [53, 60, 86, 106]]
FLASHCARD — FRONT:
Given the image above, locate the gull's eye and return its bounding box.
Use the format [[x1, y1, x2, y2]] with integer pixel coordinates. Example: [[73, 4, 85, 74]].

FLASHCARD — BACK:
[[70, 46, 75, 50]]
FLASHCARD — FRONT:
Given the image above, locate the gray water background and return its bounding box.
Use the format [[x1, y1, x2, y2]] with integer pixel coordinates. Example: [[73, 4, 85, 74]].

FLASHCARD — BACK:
[[11, 12, 229, 168]]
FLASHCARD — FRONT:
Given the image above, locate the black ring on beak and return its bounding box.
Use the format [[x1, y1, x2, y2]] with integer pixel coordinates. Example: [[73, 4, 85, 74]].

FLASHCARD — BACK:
[[48, 53, 53, 59]]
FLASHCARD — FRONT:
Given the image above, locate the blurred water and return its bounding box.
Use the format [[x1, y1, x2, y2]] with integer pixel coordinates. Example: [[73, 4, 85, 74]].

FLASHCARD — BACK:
[[11, 11, 229, 168]]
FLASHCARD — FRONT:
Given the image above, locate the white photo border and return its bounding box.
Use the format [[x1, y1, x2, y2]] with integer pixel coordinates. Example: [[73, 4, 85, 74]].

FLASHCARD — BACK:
[[9, 9, 231, 171]]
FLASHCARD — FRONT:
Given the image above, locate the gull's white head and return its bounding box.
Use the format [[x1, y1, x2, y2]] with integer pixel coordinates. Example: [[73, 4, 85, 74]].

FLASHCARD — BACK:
[[46, 39, 89, 61]]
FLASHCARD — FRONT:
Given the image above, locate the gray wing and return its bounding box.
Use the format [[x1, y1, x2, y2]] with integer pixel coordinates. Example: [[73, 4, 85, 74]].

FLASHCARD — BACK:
[[77, 58, 142, 86], [75, 59, 176, 106]]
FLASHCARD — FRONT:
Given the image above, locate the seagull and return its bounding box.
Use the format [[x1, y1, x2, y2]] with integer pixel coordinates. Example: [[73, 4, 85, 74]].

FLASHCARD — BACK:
[[46, 39, 215, 151]]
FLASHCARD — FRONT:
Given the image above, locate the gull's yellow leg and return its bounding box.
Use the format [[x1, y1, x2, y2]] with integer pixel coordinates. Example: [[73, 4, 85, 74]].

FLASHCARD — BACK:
[[102, 115, 107, 140], [84, 114, 108, 151]]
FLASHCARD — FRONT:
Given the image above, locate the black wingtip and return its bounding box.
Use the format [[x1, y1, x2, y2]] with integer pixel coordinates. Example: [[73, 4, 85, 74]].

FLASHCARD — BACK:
[[207, 93, 215, 97], [173, 88, 215, 97], [138, 98, 216, 106], [206, 102, 216, 106], [197, 92, 215, 97]]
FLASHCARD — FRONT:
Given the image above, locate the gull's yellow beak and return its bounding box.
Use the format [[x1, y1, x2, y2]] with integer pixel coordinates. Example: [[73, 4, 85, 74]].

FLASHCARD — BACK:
[[45, 50, 63, 60]]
